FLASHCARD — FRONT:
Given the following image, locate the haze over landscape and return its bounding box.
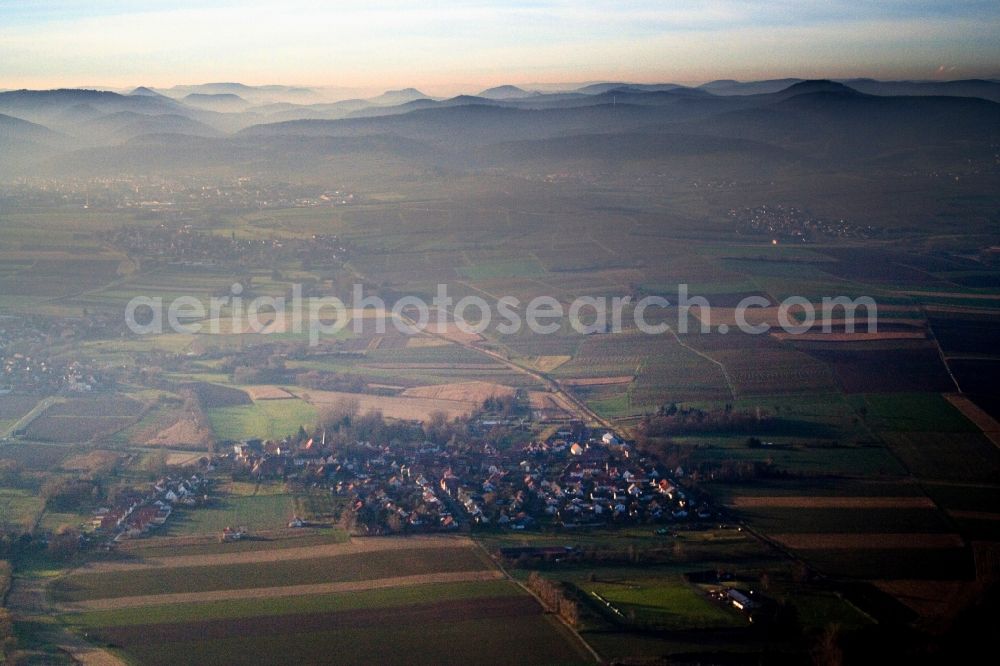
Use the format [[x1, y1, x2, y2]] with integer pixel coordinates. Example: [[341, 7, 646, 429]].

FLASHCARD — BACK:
[[1, 1, 999, 665]]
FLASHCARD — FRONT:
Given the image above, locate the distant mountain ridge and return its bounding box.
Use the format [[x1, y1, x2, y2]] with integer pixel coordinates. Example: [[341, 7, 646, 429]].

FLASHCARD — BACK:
[[478, 85, 532, 100], [369, 88, 430, 105], [2, 78, 998, 178]]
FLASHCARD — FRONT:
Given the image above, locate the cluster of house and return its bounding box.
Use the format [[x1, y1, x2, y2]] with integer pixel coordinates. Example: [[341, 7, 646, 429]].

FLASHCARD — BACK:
[[225, 424, 713, 533], [730, 203, 875, 241], [103, 223, 349, 268], [341, 462, 461, 533], [1, 352, 107, 394], [90, 475, 208, 541], [232, 439, 291, 476], [456, 430, 713, 529]]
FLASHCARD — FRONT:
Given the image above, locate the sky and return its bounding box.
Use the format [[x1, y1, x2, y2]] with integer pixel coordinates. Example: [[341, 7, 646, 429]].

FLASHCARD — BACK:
[[1, 0, 999, 95]]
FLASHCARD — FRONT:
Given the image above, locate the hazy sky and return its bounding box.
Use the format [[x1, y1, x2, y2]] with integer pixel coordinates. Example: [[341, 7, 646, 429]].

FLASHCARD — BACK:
[[2, 0, 998, 94]]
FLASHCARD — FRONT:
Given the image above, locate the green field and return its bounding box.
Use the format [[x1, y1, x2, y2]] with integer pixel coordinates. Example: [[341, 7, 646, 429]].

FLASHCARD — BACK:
[[120, 528, 349, 559], [585, 394, 631, 419], [0, 487, 46, 530], [163, 493, 297, 535], [52, 546, 494, 601], [207, 398, 318, 441], [853, 393, 978, 432], [689, 442, 907, 477], [66, 579, 521, 628], [106, 613, 587, 666], [880, 431, 1000, 481], [583, 578, 744, 630], [63, 575, 589, 666]]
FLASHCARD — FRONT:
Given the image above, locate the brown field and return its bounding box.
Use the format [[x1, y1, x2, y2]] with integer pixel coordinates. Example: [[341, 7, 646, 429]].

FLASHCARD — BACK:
[[45, 396, 142, 418], [405, 336, 451, 348], [142, 416, 214, 449], [771, 533, 965, 550], [164, 451, 204, 466], [692, 306, 782, 328], [423, 319, 483, 344], [133, 398, 214, 449], [562, 376, 634, 387], [874, 579, 982, 620], [244, 385, 295, 400], [531, 355, 572, 372], [402, 381, 515, 402], [24, 415, 132, 443], [289, 388, 476, 421], [528, 391, 577, 419], [66, 571, 504, 611], [61, 450, 121, 472], [729, 496, 937, 509], [366, 383, 407, 392]]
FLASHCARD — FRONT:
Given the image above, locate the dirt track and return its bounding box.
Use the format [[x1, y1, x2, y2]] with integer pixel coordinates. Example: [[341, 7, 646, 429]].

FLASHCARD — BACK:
[[61, 569, 504, 611], [78, 535, 475, 573]]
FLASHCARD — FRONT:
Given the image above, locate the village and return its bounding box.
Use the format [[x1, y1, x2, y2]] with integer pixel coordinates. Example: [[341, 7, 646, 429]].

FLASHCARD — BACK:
[[227, 422, 714, 535], [730, 203, 875, 241], [1, 176, 357, 213], [102, 224, 350, 269]]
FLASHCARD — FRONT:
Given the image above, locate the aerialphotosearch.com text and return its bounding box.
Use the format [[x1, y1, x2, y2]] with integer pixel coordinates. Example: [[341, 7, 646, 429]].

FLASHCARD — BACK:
[[125, 283, 878, 345]]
